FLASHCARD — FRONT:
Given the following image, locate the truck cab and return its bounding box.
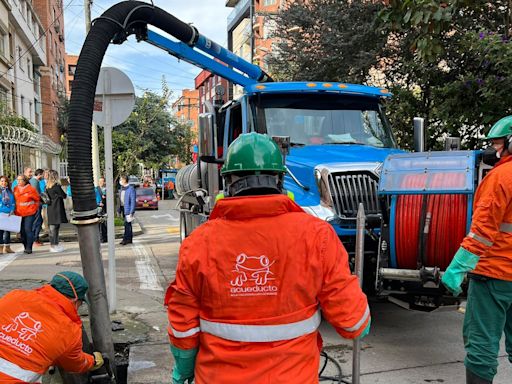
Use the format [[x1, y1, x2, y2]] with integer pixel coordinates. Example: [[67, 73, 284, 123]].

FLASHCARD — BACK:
[[178, 82, 403, 267]]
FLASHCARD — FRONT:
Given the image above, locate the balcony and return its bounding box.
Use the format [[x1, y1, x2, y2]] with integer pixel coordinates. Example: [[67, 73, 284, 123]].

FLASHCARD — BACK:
[[227, 0, 250, 31]]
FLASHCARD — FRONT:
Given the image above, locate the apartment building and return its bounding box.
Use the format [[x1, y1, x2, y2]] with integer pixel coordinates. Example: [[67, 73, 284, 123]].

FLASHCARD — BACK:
[[64, 52, 76, 98], [0, 0, 11, 110], [226, 0, 284, 98], [172, 88, 199, 135], [33, 0, 65, 144], [8, 0, 46, 129], [195, 69, 229, 114]]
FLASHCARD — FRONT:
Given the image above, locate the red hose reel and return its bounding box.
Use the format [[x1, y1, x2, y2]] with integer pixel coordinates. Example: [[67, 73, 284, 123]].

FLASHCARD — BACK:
[[394, 173, 468, 270]]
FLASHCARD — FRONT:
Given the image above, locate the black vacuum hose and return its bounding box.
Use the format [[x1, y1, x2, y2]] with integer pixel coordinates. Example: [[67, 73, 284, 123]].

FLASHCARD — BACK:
[[68, 1, 198, 219]]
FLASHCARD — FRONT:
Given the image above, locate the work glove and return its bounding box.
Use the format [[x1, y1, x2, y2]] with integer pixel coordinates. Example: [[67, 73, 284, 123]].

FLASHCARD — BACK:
[[171, 346, 198, 384], [441, 247, 480, 297], [91, 352, 104, 371], [358, 318, 371, 339]]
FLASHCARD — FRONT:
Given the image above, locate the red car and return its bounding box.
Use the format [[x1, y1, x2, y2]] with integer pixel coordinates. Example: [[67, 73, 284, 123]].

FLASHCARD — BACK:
[[135, 187, 158, 210]]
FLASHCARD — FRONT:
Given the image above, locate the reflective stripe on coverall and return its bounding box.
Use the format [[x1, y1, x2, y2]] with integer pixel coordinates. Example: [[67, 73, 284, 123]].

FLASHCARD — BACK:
[[0, 285, 94, 382], [165, 194, 370, 384]]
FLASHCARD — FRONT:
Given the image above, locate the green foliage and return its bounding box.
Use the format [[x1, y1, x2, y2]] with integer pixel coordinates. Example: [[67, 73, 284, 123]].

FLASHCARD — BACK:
[[267, 0, 387, 83], [378, 0, 512, 148], [0, 104, 37, 132], [100, 80, 195, 177]]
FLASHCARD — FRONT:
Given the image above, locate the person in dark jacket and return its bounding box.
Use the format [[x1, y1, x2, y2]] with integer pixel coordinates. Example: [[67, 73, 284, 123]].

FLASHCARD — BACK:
[[45, 170, 68, 253], [96, 177, 108, 243], [118, 175, 136, 245]]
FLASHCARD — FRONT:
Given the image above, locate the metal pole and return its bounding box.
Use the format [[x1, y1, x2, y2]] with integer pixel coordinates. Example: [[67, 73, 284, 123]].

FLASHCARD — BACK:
[[85, 0, 101, 188], [103, 77, 117, 313], [352, 203, 366, 384], [76, 224, 116, 381], [249, 0, 254, 64]]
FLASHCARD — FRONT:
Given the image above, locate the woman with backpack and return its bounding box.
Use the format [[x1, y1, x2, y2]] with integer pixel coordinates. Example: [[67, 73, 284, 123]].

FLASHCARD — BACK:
[[0, 175, 15, 254], [45, 170, 68, 253]]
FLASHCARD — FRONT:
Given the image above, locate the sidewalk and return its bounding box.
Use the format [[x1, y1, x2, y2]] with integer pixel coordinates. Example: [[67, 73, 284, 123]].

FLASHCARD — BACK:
[[35, 221, 143, 242]]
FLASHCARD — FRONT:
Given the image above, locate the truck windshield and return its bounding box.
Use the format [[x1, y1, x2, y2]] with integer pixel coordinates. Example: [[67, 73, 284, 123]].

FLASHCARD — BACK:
[[251, 94, 396, 148]]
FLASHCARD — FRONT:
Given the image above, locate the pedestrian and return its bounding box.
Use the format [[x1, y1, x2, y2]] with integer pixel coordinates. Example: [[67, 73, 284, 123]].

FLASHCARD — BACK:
[[32, 169, 44, 246], [118, 175, 135, 245], [46, 170, 68, 253], [0, 271, 104, 382], [442, 116, 512, 384], [167, 179, 175, 200], [11, 167, 34, 190], [164, 133, 370, 384], [96, 177, 107, 243], [0, 175, 15, 254], [13, 175, 40, 254], [40, 169, 50, 234]]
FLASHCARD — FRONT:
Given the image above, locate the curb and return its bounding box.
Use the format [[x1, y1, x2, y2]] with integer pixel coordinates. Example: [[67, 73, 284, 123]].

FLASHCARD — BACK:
[[35, 222, 144, 243]]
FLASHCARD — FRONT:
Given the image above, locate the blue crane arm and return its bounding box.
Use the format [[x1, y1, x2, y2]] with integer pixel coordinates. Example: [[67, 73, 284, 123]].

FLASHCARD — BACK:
[[144, 30, 263, 87]]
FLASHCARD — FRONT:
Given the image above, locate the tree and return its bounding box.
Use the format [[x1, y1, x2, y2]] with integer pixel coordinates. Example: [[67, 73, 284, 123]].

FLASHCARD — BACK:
[[100, 80, 195, 177], [267, 0, 387, 83], [378, 1, 512, 149]]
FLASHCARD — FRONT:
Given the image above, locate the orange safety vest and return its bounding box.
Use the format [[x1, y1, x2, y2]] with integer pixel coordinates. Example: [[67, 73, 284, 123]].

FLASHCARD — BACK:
[[0, 285, 94, 383], [13, 185, 40, 217], [165, 194, 369, 384], [460, 155, 512, 280]]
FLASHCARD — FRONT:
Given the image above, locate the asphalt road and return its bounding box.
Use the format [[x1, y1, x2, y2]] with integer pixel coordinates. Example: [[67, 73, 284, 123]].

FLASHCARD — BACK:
[[1, 200, 511, 383]]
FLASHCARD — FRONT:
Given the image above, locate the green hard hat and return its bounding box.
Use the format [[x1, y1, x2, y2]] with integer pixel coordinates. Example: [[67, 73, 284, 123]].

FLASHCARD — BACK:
[[221, 133, 286, 175], [486, 116, 512, 139]]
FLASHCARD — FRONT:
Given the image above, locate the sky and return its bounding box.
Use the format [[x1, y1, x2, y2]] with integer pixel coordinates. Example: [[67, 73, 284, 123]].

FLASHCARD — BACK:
[[64, 0, 232, 97]]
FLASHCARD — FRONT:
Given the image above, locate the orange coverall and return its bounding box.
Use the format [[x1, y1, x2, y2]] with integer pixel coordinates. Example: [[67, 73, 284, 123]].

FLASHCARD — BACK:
[[13, 185, 40, 217], [0, 285, 94, 383], [461, 155, 512, 280], [165, 194, 370, 384]]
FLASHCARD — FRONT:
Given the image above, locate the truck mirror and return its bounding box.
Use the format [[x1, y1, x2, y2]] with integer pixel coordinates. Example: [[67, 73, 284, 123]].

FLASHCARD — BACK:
[[413, 117, 425, 152]]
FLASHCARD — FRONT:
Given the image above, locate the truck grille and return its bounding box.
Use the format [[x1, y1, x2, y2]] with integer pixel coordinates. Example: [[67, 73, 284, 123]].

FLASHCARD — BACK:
[[328, 172, 381, 217]]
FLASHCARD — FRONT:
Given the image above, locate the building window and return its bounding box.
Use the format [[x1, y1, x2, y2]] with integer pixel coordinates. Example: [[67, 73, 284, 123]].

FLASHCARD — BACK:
[[18, 47, 23, 71], [0, 87, 8, 111], [28, 101, 33, 122], [26, 58, 31, 79], [263, 0, 276, 5], [0, 31, 6, 57], [20, 95, 25, 116], [68, 64, 76, 76], [68, 80, 73, 92]]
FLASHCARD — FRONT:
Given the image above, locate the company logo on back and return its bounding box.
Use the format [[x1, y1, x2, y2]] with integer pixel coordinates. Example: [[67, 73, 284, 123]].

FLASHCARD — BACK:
[[230, 253, 278, 296], [0, 312, 43, 355]]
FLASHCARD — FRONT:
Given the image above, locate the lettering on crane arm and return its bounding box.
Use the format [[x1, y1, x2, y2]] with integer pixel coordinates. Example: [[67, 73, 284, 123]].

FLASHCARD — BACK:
[[0, 312, 43, 355], [230, 253, 279, 297]]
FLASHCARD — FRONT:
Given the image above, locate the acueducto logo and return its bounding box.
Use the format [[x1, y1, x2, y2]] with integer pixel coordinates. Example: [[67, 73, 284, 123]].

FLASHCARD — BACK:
[[0, 312, 43, 355], [230, 253, 279, 297]]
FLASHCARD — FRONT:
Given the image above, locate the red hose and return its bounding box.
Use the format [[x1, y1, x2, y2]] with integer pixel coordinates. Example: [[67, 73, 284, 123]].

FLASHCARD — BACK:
[[395, 173, 467, 270]]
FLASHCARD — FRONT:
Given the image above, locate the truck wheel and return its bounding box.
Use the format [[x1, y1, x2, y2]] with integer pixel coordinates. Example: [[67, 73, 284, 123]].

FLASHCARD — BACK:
[[180, 212, 187, 242]]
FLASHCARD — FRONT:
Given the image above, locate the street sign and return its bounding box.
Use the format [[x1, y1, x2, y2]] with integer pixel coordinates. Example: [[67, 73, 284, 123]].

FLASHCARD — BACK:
[[94, 67, 135, 313], [93, 67, 135, 127]]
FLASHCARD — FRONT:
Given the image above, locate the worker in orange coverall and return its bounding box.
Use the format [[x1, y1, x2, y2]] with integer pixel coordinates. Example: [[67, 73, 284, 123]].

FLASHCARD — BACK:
[[442, 116, 512, 384], [165, 132, 370, 384], [0, 271, 104, 382]]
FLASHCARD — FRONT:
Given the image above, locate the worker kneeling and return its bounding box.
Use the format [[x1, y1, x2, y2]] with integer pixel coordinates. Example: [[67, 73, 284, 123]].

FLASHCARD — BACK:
[[165, 133, 370, 384], [0, 271, 104, 382]]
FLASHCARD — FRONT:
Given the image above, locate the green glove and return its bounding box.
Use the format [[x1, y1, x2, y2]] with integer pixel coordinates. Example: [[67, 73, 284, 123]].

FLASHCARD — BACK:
[[358, 318, 371, 339], [171, 345, 198, 384], [441, 247, 480, 297]]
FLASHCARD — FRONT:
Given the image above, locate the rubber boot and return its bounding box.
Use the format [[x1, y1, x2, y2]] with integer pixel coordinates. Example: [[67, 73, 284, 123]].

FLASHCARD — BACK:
[[3, 245, 14, 253], [0, 246, 4, 254], [466, 368, 492, 384]]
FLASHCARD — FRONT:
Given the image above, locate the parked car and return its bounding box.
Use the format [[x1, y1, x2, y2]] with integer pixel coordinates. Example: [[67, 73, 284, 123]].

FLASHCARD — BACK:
[[135, 187, 158, 210]]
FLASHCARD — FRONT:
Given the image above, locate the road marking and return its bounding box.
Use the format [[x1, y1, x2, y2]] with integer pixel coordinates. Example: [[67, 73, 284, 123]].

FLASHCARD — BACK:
[[150, 214, 177, 220], [132, 240, 163, 291], [166, 227, 180, 234], [0, 253, 19, 272]]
